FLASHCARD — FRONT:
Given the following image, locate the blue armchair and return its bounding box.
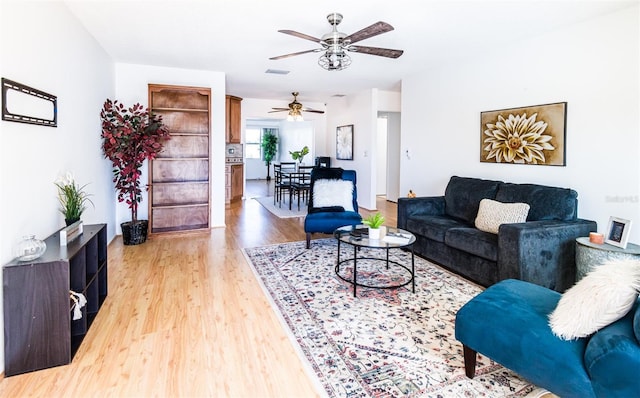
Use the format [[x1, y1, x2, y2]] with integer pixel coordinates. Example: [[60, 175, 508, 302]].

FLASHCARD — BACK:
[[455, 279, 640, 398], [304, 168, 362, 248]]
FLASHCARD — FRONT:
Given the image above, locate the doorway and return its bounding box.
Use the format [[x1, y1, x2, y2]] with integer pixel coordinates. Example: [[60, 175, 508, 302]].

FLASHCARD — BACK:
[[377, 112, 401, 203]]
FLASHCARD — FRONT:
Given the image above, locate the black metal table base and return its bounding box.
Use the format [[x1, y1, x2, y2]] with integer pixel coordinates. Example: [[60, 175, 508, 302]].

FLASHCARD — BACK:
[[336, 239, 415, 297]]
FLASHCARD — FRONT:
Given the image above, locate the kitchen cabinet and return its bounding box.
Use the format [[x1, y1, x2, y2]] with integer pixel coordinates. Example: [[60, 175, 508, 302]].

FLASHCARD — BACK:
[[226, 95, 242, 143], [225, 163, 243, 203]]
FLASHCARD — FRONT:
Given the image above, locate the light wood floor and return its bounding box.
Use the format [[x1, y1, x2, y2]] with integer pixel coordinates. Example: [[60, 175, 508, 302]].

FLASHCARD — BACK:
[[0, 180, 397, 397]]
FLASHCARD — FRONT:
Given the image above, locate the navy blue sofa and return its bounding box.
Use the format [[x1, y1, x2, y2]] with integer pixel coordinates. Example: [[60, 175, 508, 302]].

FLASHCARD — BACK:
[[455, 279, 640, 397], [397, 176, 597, 292]]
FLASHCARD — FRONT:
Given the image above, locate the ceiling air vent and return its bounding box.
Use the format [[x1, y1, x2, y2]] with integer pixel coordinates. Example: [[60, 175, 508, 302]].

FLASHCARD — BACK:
[[265, 69, 290, 75]]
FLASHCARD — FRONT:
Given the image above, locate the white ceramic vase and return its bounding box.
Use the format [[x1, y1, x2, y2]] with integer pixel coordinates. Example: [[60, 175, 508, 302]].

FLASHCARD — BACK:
[[368, 227, 381, 240]]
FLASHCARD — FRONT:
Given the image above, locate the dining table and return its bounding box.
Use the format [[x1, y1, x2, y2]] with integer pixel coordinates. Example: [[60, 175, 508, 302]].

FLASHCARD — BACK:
[[274, 164, 314, 210]]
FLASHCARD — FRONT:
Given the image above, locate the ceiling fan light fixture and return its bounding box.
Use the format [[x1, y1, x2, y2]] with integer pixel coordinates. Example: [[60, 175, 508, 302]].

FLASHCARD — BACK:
[[318, 51, 351, 71], [287, 108, 304, 122]]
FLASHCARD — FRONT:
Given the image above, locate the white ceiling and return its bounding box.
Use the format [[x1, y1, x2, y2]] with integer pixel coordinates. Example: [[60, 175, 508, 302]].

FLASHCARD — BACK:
[[64, 0, 635, 104]]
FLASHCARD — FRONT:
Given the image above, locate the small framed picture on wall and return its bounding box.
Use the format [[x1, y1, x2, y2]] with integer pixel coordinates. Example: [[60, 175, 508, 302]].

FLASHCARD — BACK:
[[605, 216, 632, 249]]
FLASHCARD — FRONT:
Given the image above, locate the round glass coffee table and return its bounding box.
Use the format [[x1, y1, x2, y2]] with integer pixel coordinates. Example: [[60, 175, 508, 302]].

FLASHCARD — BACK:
[[334, 224, 416, 297]]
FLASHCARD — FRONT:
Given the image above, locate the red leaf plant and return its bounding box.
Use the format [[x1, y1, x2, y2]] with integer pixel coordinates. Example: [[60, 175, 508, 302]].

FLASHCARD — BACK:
[[100, 99, 170, 223]]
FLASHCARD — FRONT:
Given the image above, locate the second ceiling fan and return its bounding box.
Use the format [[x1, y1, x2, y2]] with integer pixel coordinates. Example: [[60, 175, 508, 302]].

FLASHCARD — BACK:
[[269, 92, 324, 121], [270, 12, 403, 71]]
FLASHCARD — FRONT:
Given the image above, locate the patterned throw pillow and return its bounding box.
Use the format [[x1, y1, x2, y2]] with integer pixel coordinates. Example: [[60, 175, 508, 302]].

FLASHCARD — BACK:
[[549, 259, 640, 340], [474, 198, 530, 234]]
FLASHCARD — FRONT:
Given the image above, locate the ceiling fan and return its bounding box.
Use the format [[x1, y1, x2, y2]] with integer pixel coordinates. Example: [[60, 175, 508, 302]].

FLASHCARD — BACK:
[[270, 12, 403, 71], [269, 92, 324, 121]]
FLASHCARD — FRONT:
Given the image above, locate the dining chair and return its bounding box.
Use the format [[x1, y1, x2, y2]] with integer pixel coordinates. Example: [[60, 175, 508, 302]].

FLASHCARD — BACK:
[[276, 169, 296, 208], [293, 165, 314, 210], [277, 162, 297, 207], [290, 170, 312, 211], [273, 163, 282, 205], [280, 162, 296, 171]]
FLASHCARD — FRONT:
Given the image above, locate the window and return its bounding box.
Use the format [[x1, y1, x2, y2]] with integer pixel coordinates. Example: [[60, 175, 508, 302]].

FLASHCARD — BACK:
[[245, 128, 261, 159], [245, 127, 279, 160]]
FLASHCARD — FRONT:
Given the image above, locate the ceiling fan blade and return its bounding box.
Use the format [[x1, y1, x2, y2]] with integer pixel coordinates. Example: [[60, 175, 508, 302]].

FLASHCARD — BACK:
[[301, 108, 325, 114], [268, 109, 288, 113], [349, 45, 404, 58], [269, 48, 322, 60], [345, 21, 394, 44], [278, 30, 322, 43]]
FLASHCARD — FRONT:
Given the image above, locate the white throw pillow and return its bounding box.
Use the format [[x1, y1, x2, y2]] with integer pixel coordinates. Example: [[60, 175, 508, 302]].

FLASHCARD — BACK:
[[548, 259, 640, 340], [313, 179, 354, 212], [474, 198, 530, 234]]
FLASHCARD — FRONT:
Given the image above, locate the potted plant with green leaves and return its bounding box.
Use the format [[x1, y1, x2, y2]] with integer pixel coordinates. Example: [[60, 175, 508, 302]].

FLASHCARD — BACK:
[[261, 129, 278, 181], [363, 212, 385, 240], [289, 145, 309, 164], [100, 99, 170, 245], [54, 172, 94, 226]]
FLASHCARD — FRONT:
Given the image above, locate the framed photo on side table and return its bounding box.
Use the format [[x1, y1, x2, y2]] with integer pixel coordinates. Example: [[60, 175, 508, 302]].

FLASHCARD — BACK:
[[605, 216, 632, 249]]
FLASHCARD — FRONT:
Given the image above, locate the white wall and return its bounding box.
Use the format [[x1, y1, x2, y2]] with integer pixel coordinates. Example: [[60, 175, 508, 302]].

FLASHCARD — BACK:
[[114, 63, 226, 228], [376, 117, 388, 195], [0, 1, 115, 373], [378, 91, 401, 113], [326, 89, 401, 210], [400, 6, 640, 242]]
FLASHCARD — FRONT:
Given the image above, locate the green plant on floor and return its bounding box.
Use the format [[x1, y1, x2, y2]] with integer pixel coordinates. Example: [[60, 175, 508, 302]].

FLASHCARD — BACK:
[[362, 212, 385, 229], [289, 145, 309, 164], [261, 129, 278, 181]]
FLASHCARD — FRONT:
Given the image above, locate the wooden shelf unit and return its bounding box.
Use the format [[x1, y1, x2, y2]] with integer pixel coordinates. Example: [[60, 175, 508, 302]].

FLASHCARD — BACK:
[[3, 223, 108, 376], [149, 84, 211, 234]]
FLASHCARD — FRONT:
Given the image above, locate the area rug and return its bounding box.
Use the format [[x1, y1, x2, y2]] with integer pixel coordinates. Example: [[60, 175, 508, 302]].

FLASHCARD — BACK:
[[254, 195, 307, 218], [243, 238, 548, 398]]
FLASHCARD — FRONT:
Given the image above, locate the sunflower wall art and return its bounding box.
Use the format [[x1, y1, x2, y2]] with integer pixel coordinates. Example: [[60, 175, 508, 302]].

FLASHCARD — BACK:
[[480, 102, 567, 166]]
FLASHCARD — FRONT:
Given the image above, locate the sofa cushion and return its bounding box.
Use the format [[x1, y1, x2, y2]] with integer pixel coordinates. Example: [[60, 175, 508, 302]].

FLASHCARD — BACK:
[[548, 259, 640, 340], [405, 215, 469, 243], [445, 227, 499, 261], [444, 176, 501, 224], [495, 183, 578, 221], [474, 198, 530, 234]]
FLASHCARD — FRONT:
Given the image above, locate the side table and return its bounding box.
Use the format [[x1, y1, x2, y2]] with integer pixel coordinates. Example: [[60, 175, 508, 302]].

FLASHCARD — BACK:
[[575, 237, 640, 281]]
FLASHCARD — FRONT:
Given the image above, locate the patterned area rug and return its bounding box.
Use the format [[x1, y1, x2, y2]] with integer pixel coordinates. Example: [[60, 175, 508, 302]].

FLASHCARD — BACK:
[[243, 238, 547, 398], [254, 196, 307, 218]]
